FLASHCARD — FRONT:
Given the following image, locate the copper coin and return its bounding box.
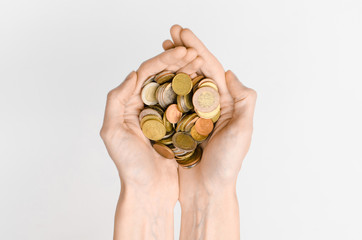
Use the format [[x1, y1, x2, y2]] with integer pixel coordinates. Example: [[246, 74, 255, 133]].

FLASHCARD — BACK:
[[153, 143, 175, 159], [194, 118, 214, 136], [166, 104, 182, 124]]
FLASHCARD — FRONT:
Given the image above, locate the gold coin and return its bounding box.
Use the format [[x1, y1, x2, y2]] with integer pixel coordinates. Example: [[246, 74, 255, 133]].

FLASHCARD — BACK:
[[155, 70, 175, 84], [211, 109, 221, 123], [142, 119, 166, 141], [195, 104, 220, 119], [149, 104, 164, 116], [184, 93, 193, 110], [175, 149, 195, 160], [198, 80, 218, 91], [157, 136, 173, 145], [142, 75, 155, 88], [177, 146, 202, 168], [184, 114, 199, 132], [163, 113, 173, 132], [139, 108, 162, 122], [140, 114, 162, 128], [190, 125, 208, 142], [172, 132, 197, 151], [176, 113, 191, 132], [192, 75, 204, 86], [172, 73, 193, 96]]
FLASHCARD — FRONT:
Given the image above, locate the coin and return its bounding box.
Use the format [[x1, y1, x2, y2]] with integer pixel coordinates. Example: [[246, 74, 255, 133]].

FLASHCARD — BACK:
[[172, 132, 197, 151], [195, 118, 214, 136], [162, 83, 177, 108], [211, 108, 221, 123], [139, 70, 221, 168], [141, 119, 166, 140], [142, 75, 155, 88], [198, 78, 218, 91], [176, 146, 202, 168], [163, 113, 173, 132], [192, 75, 204, 86], [157, 136, 173, 145], [141, 82, 159, 105], [166, 104, 182, 124], [195, 104, 220, 119], [152, 143, 175, 159], [155, 70, 175, 84], [184, 114, 199, 132], [172, 73, 193, 95], [175, 149, 195, 160], [139, 108, 162, 122], [140, 115, 163, 128], [190, 125, 208, 142], [192, 86, 220, 113]]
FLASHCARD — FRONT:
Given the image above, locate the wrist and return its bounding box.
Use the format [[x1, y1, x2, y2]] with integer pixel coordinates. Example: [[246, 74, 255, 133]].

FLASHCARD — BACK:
[[178, 184, 239, 240], [121, 182, 176, 214], [113, 183, 175, 240]]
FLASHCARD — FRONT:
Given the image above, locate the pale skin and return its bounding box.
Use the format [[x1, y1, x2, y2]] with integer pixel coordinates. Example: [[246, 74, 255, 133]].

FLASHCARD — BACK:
[[100, 25, 257, 240]]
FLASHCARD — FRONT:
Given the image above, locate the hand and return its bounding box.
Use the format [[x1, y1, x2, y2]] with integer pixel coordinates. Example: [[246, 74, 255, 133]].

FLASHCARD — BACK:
[[100, 46, 199, 239], [163, 25, 257, 240]]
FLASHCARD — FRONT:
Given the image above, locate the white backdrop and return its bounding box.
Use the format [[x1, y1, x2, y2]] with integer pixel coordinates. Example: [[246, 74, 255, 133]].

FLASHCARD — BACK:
[[1, 0, 361, 239]]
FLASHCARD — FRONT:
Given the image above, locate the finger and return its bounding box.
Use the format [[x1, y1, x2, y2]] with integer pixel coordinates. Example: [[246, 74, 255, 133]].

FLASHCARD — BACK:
[[135, 46, 187, 93], [162, 39, 174, 51], [170, 24, 184, 46], [180, 28, 208, 55], [163, 47, 198, 72], [101, 71, 137, 133], [225, 70, 257, 128], [180, 28, 229, 96], [176, 56, 204, 75]]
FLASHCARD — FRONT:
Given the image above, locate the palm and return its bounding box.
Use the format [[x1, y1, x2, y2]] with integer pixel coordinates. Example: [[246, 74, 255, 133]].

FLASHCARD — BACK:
[[162, 25, 256, 194], [101, 46, 200, 203]]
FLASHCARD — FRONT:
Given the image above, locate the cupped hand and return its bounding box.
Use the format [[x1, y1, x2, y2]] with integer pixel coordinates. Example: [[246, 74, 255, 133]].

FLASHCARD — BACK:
[[163, 25, 257, 196], [100, 46, 199, 205]]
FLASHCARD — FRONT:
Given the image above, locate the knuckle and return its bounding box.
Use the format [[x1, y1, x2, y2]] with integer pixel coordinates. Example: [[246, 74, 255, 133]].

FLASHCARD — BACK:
[[107, 89, 117, 100], [100, 126, 111, 140], [99, 127, 107, 139], [193, 57, 204, 66], [247, 88, 257, 99]]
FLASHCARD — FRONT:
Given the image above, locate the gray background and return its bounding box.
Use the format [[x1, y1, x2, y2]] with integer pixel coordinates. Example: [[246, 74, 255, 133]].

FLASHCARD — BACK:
[[1, 0, 361, 239]]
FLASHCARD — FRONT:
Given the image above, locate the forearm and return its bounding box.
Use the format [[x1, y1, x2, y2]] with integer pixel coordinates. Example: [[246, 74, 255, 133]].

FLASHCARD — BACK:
[[179, 187, 240, 240], [113, 185, 175, 240]]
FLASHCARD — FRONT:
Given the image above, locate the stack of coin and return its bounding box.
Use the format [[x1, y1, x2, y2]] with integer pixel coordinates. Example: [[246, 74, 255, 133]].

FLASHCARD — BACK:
[[140, 70, 221, 168]]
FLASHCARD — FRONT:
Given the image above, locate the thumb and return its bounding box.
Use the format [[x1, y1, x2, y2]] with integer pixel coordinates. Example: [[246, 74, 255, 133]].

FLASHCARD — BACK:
[[101, 71, 137, 133], [225, 70, 250, 102], [225, 70, 257, 128]]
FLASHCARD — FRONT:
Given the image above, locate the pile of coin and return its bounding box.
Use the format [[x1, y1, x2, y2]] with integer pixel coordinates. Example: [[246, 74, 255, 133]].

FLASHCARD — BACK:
[[140, 70, 221, 168]]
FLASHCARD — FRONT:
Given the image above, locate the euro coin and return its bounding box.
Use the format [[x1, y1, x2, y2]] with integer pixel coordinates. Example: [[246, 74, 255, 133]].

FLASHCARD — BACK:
[[192, 86, 220, 113], [155, 70, 175, 84], [172, 73, 193, 95], [172, 132, 197, 151], [153, 143, 175, 159], [141, 119, 166, 141], [141, 82, 159, 105], [190, 125, 208, 142], [139, 70, 221, 168], [166, 104, 182, 124], [195, 118, 214, 136]]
